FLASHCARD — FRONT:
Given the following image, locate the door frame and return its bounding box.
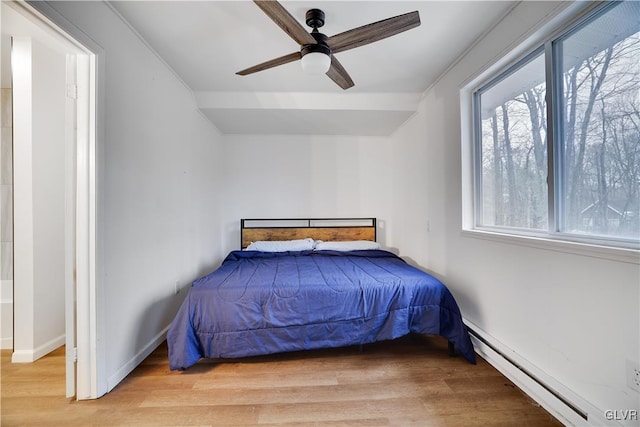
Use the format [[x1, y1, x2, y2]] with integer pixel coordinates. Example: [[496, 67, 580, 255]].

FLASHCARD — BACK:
[[9, 0, 103, 399]]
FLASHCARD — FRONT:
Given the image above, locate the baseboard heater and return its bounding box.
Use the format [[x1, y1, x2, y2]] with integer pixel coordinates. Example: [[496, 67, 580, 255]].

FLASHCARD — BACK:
[[466, 326, 588, 422]]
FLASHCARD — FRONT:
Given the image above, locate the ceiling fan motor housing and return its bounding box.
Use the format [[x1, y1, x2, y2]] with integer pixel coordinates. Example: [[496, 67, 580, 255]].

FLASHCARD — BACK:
[[301, 31, 331, 57], [305, 9, 325, 29]]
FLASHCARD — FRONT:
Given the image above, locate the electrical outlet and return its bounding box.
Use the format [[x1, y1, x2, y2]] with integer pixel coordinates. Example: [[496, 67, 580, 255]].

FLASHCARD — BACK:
[[627, 359, 640, 392]]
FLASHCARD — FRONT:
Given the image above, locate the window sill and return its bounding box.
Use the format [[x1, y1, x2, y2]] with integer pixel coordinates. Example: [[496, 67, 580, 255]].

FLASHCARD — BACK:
[[461, 229, 640, 265]]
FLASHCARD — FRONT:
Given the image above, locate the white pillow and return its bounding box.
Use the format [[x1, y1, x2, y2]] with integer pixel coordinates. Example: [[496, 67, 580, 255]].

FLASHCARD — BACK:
[[314, 240, 380, 251], [245, 238, 315, 252]]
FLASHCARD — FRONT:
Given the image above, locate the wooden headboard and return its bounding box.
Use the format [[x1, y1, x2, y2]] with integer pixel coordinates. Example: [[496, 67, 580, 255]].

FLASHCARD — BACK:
[[241, 218, 377, 249]]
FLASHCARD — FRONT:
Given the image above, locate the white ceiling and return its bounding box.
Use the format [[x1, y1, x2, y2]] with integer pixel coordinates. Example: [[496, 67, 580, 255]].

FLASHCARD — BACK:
[[110, 1, 516, 136]]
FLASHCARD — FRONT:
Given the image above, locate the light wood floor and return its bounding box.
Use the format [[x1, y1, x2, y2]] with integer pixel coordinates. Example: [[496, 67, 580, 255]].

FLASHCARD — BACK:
[[1, 335, 562, 426]]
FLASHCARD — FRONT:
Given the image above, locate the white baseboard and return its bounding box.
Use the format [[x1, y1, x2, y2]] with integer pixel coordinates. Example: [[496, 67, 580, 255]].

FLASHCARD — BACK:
[[11, 334, 65, 363], [106, 326, 169, 393], [464, 318, 622, 427]]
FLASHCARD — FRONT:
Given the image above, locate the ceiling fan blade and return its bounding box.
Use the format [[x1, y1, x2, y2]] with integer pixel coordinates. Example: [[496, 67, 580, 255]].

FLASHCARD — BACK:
[[253, 0, 316, 46], [327, 11, 420, 54], [236, 51, 302, 76], [326, 55, 354, 90]]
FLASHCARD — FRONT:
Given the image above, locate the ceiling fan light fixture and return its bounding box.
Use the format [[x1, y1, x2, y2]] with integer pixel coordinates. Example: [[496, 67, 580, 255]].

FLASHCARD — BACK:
[[301, 44, 331, 75]]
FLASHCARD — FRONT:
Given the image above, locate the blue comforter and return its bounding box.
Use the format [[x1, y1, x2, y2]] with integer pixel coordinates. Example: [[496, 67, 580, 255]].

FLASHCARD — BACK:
[[167, 250, 475, 369]]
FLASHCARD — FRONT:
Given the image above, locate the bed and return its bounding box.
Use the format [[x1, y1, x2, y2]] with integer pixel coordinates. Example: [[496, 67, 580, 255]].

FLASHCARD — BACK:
[[167, 218, 476, 370]]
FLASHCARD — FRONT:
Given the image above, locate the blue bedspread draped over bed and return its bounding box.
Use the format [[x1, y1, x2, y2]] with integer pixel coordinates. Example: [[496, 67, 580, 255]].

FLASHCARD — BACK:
[[167, 250, 476, 370]]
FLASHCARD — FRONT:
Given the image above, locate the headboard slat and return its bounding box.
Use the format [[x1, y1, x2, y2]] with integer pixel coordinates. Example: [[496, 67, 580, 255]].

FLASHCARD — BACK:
[[241, 218, 376, 249]]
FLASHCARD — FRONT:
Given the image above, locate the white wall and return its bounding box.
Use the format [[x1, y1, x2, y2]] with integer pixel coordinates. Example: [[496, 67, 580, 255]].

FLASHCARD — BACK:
[[11, 36, 66, 362], [1, 37, 14, 350], [31, 37, 66, 355], [390, 2, 640, 426], [219, 134, 395, 254], [46, 1, 226, 393]]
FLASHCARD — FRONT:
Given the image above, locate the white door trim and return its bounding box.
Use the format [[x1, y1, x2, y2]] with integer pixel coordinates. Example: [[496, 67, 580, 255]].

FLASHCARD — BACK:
[[64, 52, 77, 399]]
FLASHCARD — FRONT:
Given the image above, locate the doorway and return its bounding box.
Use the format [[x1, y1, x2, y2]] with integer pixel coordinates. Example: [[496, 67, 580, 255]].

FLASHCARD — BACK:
[[1, 1, 98, 399]]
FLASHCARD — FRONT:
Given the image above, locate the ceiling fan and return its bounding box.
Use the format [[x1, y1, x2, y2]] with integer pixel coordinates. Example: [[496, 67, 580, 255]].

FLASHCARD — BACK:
[[236, 1, 421, 90]]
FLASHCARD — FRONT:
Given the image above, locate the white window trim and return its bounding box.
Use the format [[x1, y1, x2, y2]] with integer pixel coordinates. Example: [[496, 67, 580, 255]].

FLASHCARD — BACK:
[[461, 229, 639, 265], [460, 1, 640, 265]]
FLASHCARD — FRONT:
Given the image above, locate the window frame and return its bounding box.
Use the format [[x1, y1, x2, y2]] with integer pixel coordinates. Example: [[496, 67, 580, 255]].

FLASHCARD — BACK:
[[472, 45, 548, 233], [462, 1, 640, 261]]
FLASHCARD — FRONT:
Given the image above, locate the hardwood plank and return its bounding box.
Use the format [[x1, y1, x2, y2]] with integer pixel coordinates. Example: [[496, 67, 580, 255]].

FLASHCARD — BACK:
[[258, 420, 390, 427], [257, 397, 439, 425], [242, 226, 376, 248], [141, 380, 451, 408], [192, 370, 340, 389], [92, 405, 261, 426]]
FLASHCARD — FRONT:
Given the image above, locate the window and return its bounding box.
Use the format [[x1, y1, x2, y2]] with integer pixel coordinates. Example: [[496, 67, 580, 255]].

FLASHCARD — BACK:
[[472, 1, 640, 249]]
